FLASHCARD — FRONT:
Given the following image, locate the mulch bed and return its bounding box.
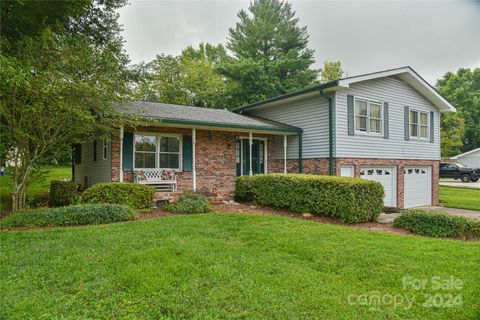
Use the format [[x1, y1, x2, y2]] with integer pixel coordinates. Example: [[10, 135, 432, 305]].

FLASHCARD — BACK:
[[145, 202, 412, 236]]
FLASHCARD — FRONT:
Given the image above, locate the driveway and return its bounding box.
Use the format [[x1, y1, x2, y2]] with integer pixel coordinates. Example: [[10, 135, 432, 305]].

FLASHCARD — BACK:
[[378, 206, 480, 224], [440, 180, 480, 189]]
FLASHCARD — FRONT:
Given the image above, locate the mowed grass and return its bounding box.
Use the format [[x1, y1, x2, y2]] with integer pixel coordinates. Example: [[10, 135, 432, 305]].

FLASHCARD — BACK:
[[440, 186, 480, 211], [1, 214, 479, 319], [0, 166, 71, 212]]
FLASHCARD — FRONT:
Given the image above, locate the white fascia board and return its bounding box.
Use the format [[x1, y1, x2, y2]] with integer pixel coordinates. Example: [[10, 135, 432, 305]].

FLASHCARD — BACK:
[[338, 67, 456, 113]]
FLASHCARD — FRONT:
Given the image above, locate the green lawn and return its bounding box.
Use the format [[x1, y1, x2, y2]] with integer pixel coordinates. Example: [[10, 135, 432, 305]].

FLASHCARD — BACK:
[[0, 166, 71, 212], [1, 214, 479, 319], [440, 186, 480, 211]]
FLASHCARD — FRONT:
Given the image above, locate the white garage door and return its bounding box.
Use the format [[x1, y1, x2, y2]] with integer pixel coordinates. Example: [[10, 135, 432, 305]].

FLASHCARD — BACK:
[[404, 166, 432, 208], [360, 167, 396, 207]]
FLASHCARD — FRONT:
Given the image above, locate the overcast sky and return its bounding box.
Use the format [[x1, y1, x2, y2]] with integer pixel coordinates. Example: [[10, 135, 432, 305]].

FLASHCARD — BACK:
[[118, 0, 480, 84]]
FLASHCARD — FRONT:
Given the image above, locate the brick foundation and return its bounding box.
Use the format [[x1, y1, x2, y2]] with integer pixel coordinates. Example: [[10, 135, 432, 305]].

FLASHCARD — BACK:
[[271, 157, 439, 208]]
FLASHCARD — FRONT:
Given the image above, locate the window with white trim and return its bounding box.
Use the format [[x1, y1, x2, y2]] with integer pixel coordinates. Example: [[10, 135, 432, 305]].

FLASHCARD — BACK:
[[409, 110, 428, 139], [355, 98, 383, 134], [134, 134, 181, 170]]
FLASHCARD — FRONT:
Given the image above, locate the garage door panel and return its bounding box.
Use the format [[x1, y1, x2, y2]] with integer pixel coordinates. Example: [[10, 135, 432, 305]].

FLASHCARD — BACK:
[[360, 167, 396, 207], [404, 166, 431, 208]]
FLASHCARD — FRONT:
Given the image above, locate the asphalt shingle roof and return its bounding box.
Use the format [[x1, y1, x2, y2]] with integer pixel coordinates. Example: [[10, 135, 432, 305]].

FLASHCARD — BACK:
[[114, 101, 300, 132]]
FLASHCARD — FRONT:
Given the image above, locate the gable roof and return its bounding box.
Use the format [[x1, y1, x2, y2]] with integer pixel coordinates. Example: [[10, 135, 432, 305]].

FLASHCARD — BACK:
[[450, 148, 480, 160], [113, 101, 302, 133], [234, 66, 456, 113]]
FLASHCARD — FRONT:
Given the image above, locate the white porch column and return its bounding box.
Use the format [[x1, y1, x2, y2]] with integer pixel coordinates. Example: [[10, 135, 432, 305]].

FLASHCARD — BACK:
[[192, 128, 196, 192], [119, 126, 124, 182], [249, 132, 253, 176], [283, 134, 287, 174]]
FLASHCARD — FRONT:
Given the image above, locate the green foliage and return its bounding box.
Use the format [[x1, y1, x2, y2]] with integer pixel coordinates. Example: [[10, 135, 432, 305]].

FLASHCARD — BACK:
[[49, 180, 81, 207], [440, 112, 465, 158], [393, 209, 480, 240], [236, 174, 384, 223], [0, 166, 71, 212], [440, 186, 480, 211], [81, 183, 155, 209], [436, 68, 480, 152], [0, 204, 137, 229], [164, 191, 212, 214], [0, 0, 131, 211], [220, 0, 318, 106], [135, 43, 232, 108], [2, 214, 478, 319], [320, 61, 344, 82]]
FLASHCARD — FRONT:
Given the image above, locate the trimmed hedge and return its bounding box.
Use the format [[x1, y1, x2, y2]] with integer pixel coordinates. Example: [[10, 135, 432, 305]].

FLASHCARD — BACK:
[[236, 174, 384, 223], [165, 192, 211, 214], [0, 204, 137, 229], [81, 183, 155, 209], [393, 209, 480, 240], [50, 180, 81, 207]]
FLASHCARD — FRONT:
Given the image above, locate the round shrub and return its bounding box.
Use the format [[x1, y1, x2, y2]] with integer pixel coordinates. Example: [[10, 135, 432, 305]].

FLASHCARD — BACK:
[[165, 192, 211, 214], [50, 180, 81, 207], [393, 209, 480, 239], [236, 174, 384, 223], [81, 182, 155, 209], [0, 204, 137, 229]]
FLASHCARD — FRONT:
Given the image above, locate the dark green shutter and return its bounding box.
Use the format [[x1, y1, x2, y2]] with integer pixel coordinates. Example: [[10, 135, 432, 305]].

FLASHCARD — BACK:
[[347, 95, 354, 136], [404, 106, 410, 141], [182, 135, 192, 172], [430, 111, 434, 143], [383, 102, 389, 139], [122, 132, 133, 171], [74, 144, 82, 164]]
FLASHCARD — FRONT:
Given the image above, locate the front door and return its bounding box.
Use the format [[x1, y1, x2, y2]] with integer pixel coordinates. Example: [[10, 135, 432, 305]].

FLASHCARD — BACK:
[[236, 139, 265, 176]]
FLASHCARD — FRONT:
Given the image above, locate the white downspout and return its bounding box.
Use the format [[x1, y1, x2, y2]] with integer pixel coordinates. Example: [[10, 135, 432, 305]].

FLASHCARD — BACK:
[[283, 134, 287, 174], [119, 127, 124, 182], [192, 128, 196, 192], [249, 132, 253, 176]]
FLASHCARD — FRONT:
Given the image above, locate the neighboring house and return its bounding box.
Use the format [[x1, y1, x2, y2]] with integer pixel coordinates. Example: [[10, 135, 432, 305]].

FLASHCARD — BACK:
[[450, 148, 480, 167], [73, 66, 455, 208]]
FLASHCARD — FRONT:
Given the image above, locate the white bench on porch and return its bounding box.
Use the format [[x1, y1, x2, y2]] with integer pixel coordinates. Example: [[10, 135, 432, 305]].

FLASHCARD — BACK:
[[133, 169, 177, 192]]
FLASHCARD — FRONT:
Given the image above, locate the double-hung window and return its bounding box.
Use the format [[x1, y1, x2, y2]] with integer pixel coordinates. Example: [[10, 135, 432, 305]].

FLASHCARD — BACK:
[[134, 134, 181, 170], [355, 98, 382, 134], [409, 110, 428, 139]]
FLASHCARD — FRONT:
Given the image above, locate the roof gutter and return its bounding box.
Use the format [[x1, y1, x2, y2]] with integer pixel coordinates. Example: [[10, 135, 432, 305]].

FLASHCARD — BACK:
[[320, 89, 334, 176]]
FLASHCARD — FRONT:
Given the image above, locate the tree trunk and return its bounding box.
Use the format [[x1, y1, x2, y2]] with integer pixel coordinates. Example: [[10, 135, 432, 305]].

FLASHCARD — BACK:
[[11, 165, 31, 212]]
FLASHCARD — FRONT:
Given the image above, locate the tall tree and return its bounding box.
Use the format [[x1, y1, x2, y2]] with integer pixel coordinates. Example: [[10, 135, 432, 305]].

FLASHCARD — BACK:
[[320, 61, 344, 82], [1, 0, 131, 211], [221, 0, 318, 107], [436, 68, 480, 153], [136, 43, 232, 108]]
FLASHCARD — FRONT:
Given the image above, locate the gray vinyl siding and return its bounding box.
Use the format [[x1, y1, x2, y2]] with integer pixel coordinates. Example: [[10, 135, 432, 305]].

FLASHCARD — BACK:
[[74, 138, 112, 187], [246, 95, 331, 159], [336, 76, 441, 160]]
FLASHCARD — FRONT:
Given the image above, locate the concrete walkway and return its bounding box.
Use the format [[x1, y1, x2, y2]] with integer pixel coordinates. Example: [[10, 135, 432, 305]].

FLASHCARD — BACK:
[[440, 181, 480, 189], [378, 206, 480, 224], [417, 206, 480, 219]]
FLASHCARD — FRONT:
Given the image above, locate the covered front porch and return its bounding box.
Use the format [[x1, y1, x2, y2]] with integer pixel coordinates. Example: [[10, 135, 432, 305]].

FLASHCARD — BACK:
[[112, 101, 302, 202]]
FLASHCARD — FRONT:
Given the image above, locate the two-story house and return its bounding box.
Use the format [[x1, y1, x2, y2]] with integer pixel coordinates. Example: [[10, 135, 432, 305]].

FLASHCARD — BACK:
[[73, 67, 455, 208]]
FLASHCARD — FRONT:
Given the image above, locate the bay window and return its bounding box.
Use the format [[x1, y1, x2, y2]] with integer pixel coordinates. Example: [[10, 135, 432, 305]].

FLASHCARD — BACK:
[[134, 134, 181, 170], [409, 110, 428, 139], [355, 98, 383, 134]]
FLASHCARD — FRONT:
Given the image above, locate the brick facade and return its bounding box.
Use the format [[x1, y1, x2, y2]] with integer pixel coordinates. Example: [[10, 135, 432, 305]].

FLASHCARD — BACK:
[[111, 126, 439, 207], [270, 157, 439, 208], [111, 126, 277, 202]]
